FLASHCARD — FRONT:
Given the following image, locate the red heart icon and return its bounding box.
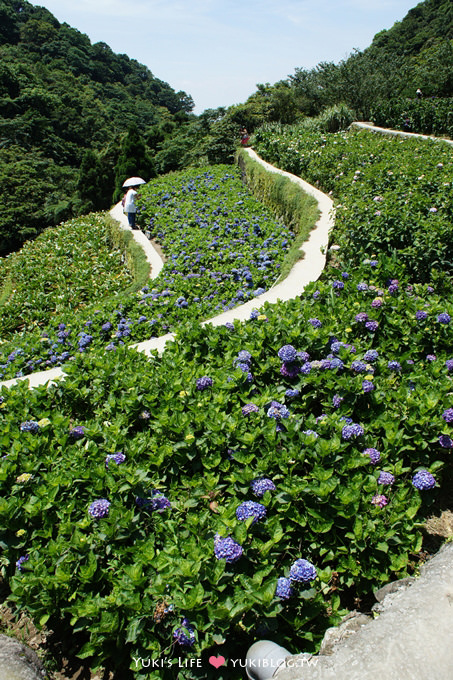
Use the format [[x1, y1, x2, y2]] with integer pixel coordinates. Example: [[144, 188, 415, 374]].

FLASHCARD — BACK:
[[209, 655, 226, 668]]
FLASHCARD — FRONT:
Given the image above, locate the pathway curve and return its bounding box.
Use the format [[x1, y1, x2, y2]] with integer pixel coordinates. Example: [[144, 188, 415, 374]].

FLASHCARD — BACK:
[[1, 150, 333, 387]]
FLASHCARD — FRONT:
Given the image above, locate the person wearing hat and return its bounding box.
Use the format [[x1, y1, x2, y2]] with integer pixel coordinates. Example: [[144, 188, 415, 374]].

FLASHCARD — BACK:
[[123, 185, 139, 229]]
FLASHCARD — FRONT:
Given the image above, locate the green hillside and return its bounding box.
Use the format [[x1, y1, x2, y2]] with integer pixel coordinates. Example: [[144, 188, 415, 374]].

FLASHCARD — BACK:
[[0, 0, 194, 255]]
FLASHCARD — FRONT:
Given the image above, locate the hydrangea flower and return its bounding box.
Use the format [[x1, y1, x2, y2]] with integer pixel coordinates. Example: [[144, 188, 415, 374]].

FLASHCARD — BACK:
[[285, 388, 300, 398], [276, 577, 294, 600], [16, 473, 33, 483], [20, 421, 40, 434], [355, 313, 369, 323], [308, 318, 322, 328], [289, 558, 317, 583], [278, 345, 298, 362], [237, 350, 252, 363], [69, 425, 86, 440], [365, 321, 379, 332], [415, 310, 428, 321], [364, 349, 379, 363], [242, 403, 259, 416], [16, 555, 29, 571], [388, 360, 402, 372], [342, 423, 364, 440], [351, 360, 367, 373], [267, 402, 290, 420], [105, 452, 126, 468], [445, 360, 453, 373], [236, 501, 267, 523], [412, 470, 436, 490], [280, 362, 300, 378], [173, 618, 195, 646], [214, 534, 243, 563], [332, 394, 343, 408], [363, 447, 380, 464], [437, 313, 451, 324], [362, 380, 375, 393], [439, 435, 453, 448], [332, 280, 344, 290], [378, 471, 395, 486], [442, 408, 453, 423], [88, 499, 111, 518], [251, 478, 276, 497], [151, 491, 171, 512], [371, 494, 388, 508], [196, 376, 213, 391]]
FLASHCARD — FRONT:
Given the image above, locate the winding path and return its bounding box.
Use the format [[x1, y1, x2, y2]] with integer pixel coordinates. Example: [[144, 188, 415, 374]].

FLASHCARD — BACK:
[[1, 149, 333, 388]]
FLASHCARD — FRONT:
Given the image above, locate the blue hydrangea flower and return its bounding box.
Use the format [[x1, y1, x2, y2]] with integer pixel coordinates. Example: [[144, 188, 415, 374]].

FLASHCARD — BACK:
[[342, 423, 364, 440], [69, 425, 86, 440], [237, 350, 252, 363], [437, 313, 451, 324], [251, 478, 276, 497], [242, 403, 259, 416], [445, 360, 453, 372], [267, 403, 290, 420], [88, 499, 111, 518], [332, 394, 343, 408], [388, 360, 402, 372], [16, 555, 29, 571], [214, 535, 243, 563], [105, 452, 126, 468], [308, 318, 322, 328], [357, 282, 368, 291], [351, 360, 367, 373], [20, 421, 40, 434], [442, 408, 453, 423], [365, 321, 379, 332], [378, 471, 395, 485], [196, 376, 213, 391], [364, 349, 379, 363], [285, 388, 300, 398], [236, 501, 267, 523], [173, 618, 195, 646], [276, 577, 294, 600], [151, 491, 171, 512], [289, 558, 317, 583], [362, 380, 375, 393], [363, 447, 381, 464], [278, 345, 298, 362], [415, 310, 428, 321], [412, 470, 436, 490], [332, 280, 344, 290], [439, 435, 453, 448], [303, 429, 318, 438]]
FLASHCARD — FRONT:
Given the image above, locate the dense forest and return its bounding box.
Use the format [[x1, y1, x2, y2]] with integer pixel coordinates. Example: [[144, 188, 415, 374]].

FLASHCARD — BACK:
[[1, 0, 452, 256]]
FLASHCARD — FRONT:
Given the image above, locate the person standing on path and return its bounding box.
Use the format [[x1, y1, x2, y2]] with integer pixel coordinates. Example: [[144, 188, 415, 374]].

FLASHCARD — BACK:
[[123, 185, 139, 229]]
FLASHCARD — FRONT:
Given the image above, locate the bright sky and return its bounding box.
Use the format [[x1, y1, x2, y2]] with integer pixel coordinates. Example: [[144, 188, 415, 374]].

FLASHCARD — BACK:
[[35, 0, 418, 114]]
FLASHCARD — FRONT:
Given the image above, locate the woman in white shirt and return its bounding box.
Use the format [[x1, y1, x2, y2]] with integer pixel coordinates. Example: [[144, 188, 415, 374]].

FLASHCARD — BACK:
[[123, 186, 138, 229]]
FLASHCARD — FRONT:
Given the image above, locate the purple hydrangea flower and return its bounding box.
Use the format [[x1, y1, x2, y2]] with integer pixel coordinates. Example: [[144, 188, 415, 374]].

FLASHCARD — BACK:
[[196, 376, 213, 391], [364, 349, 379, 363], [442, 408, 453, 423], [236, 501, 267, 523], [16, 555, 29, 571], [101, 322, 113, 332], [214, 535, 243, 563], [342, 423, 364, 440], [378, 471, 395, 486], [412, 470, 436, 490], [105, 452, 126, 468], [237, 350, 252, 363], [280, 362, 300, 378], [351, 360, 367, 373], [388, 360, 402, 372], [355, 313, 369, 323], [362, 380, 375, 393], [308, 318, 322, 328], [88, 499, 111, 518], [285, 388, 300, 398], [173, 618, 195, 647], [289, 558, 317, 583], [371, 494, 388, 508], [332, 280, 344, 290], [437, 313, 451, 324], [371, 298, 383, 308], [69, 425, 86, 440], [332, 394, 343, 408], [415, 310, 428, 321], [278, 345, 298, 362], [251, 478, 276, 497], [426, 354, 436, 362], [364, 447, 381, 464], [365, 321, 379, 332], [357, 282, 368, 291], [151, 491, 171, 512], [276, 577, 294, 600], [20, 421, 40, 434], [439, 434, 453, 448], [300, 362, 312, 375], [242, 403, 259, 416], [445, 360, 453, 372]]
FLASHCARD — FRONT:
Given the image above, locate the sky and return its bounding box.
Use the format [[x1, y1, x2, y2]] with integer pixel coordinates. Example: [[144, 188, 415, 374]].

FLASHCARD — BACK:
[[34, 0, 419, 114]]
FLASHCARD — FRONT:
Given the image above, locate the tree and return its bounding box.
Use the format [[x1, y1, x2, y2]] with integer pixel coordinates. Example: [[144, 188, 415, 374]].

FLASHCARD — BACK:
[[113, 123, 156, 201]]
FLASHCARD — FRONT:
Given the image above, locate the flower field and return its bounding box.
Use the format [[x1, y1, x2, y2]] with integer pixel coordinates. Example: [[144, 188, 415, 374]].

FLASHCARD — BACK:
[[1, 129, 453, 679], [0, 166, 294, 381]]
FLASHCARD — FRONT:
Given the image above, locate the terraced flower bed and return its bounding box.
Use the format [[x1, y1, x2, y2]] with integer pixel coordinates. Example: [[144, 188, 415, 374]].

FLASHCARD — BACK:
[[1, 129, 452, 679], [0, 166, 294, 381]]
